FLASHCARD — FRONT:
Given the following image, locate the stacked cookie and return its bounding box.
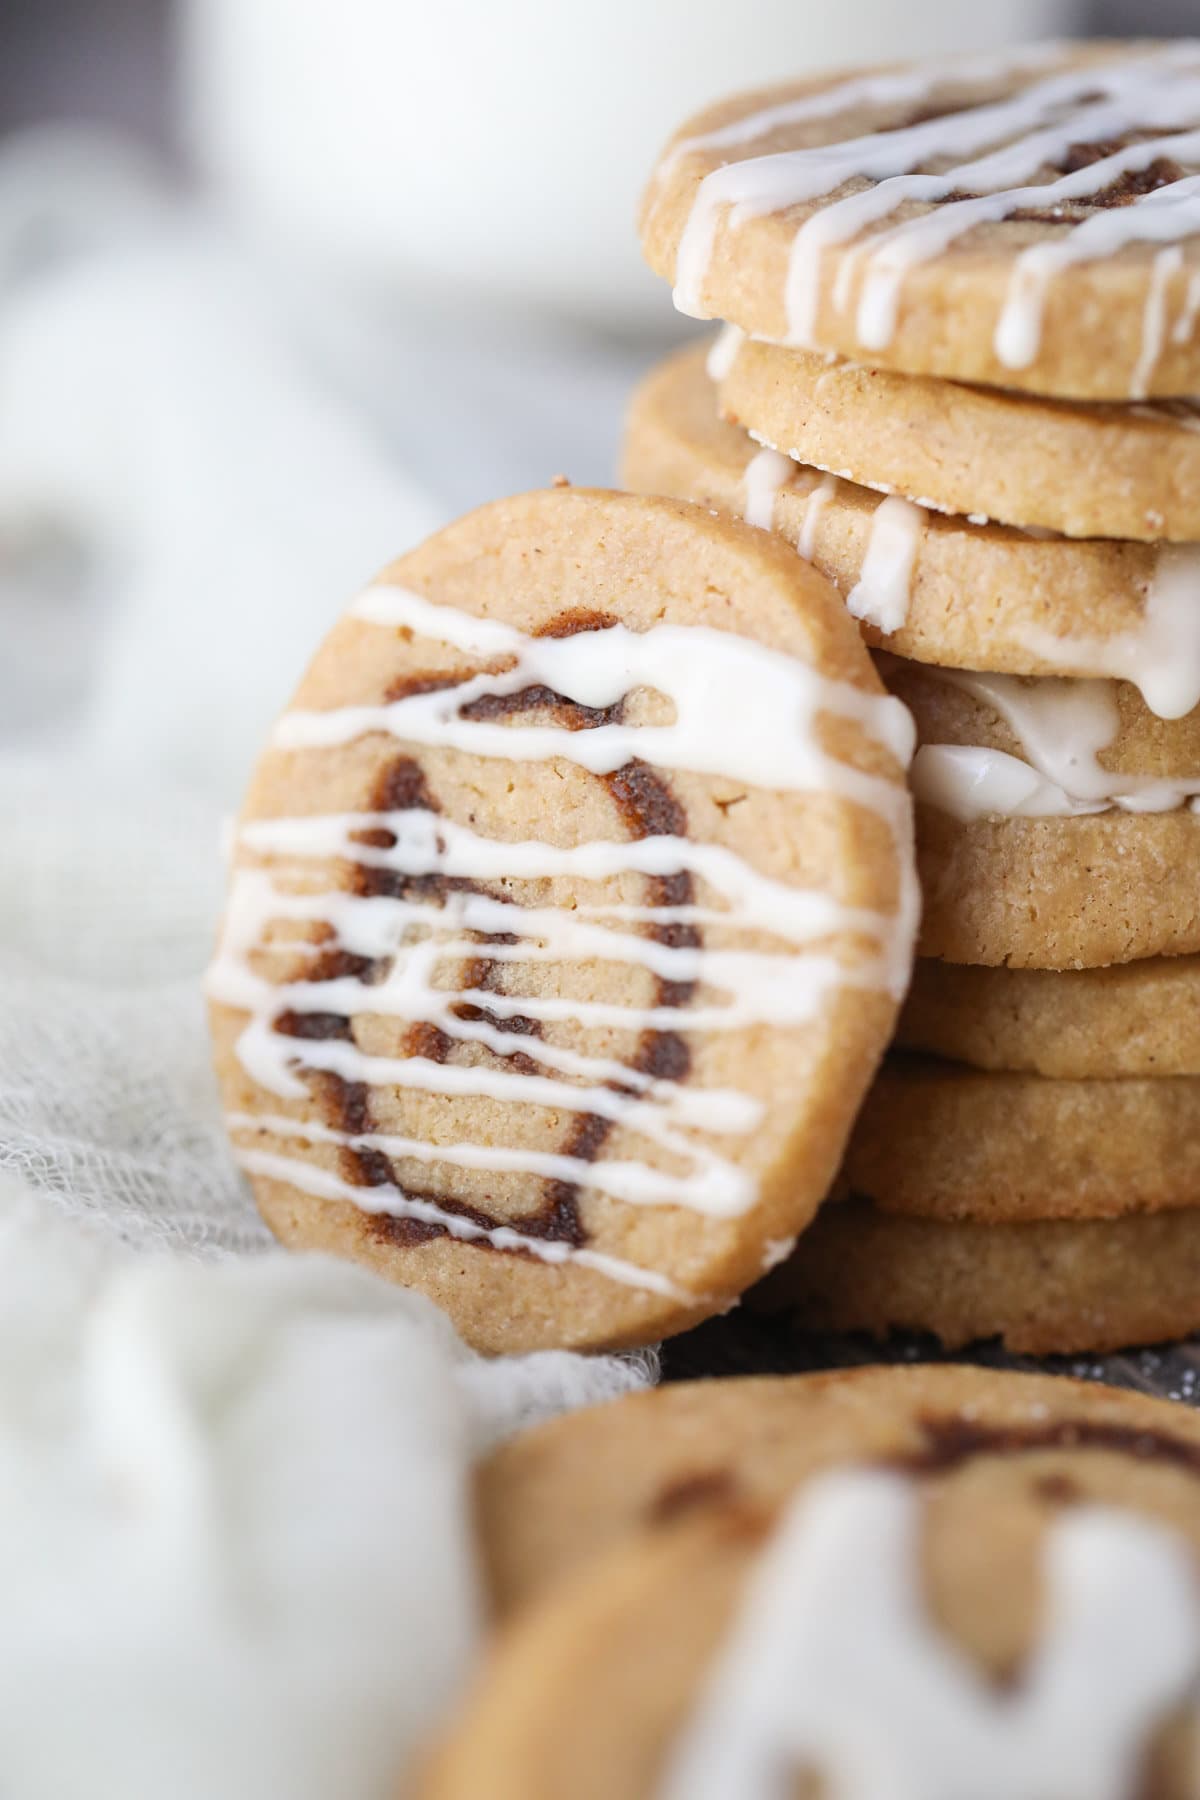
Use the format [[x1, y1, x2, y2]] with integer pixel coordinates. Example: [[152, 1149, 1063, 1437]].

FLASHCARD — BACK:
[[626, 40, 1200, 1353]]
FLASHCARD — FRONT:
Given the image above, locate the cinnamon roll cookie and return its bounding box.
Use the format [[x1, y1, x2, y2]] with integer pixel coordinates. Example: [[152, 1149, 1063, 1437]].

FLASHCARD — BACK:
[[641, 42, 1200, 399], [432, 1369, 1200, 1796], [207, 489, 916, 1353]]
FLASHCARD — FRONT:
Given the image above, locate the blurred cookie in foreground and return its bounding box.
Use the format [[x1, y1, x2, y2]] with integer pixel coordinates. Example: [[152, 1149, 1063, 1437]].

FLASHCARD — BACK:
[[207, 488, 915, 1353], [436, 1368, 1200, 1796]]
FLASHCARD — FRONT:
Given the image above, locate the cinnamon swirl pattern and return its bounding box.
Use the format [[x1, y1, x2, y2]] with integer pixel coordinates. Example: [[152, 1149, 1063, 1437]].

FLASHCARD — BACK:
[[643, 41, 1200, 398], [207, 490, 915, 1352]]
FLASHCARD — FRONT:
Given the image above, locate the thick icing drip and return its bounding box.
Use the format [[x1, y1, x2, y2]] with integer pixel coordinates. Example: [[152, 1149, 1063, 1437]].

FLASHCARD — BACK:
[[741, 445, 795, 530], [280, 587, 917, 779], [666, 46, 1200, 391], [904, 664, 1200, 818], [911, 745, 1112, 821], [845, 496, 925, 634], [213, 587, 919, 1298], [660, 1470, 1200, 1800], [1017, 543, 1200, 721]]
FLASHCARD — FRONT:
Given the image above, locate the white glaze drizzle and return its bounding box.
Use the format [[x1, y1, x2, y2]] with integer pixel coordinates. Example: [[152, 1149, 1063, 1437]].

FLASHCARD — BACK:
[[214, 587, 919, 1298], [1133, 245, 1187, 397], [911, 746, 1113, 821], [670, 51, 1112, 320], [1016, 543, 1200, 720], [657, 46, 1061, 181], [997, 171, 1200, 377], [235, 1147, 693, 1301], [1173, 269, 1200, 343], [706, 323, 745, 381], [845, 495, 925, 634], [666, 46, 1200, 392], [282, 586, 917, 796], [741, 445, 795, 530], [798, 472, 839, 560], [903, 662, 1200, 818], [660, 1469, 1200, 1800]]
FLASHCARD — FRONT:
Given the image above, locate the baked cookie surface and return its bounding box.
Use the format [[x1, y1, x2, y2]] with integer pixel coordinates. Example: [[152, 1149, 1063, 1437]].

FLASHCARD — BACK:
[[207, 489, 915, 1353], [844, 1054, 1200, 1224], [623, 345, 1200, 717], [757, 1197, 1200, 1355], [440, 1368, 1200, 1796], [717, 331, 1200, 541], [900, 954, 1200, 1078], [915, 804, 1200, 968], [641, 43, 1200, 398]]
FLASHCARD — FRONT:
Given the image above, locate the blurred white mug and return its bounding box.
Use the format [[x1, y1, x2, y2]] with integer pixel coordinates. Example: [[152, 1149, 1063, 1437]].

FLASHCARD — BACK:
[[183, 0, 1086, 331]]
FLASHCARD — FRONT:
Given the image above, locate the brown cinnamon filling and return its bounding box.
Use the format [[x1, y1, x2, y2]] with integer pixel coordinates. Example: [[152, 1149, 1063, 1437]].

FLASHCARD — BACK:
[[270, 610, 701, 1262]]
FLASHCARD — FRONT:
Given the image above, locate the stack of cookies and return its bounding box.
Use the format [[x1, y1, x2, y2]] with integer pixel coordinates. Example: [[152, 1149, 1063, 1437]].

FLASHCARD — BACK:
[[625, 40, 1200, 1354]]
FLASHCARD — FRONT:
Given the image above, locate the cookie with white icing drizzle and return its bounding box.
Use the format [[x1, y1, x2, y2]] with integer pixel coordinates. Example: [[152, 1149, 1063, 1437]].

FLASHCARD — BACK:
[[717, 329, 1200, 540], [431, 1368, 1200, 1795], [759, 1193, 1200, 1354], [901, 953, 1200, 1078], [840, 1053, 1200, 1225], [623, 345, 1200, 717], [641, 42, 1200, 399], [207, 489, 916, 1353]]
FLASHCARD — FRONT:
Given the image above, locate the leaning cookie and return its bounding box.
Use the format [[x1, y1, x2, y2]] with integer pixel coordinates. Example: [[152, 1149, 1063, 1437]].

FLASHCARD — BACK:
[[207, 489, 916, 1353], [641, 44, 1200, 399], [623, 345, 1200, 718], [754, 1197, 1200, 1355], [433, 1369, 1200, 1795]]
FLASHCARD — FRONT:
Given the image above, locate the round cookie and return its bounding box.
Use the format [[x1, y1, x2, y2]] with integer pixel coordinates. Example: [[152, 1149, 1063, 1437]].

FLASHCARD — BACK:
[[477, 1364, 1200, 1617], [436, 1370, 1200, 1797], [900, 954, 1200, 1078], [916, 805, 1200, 968], [622, 345, 1200, 717], [207, 488, 916, 1354], [757, 1197, 1200, 1355], [844, 1054, 1200, 1225], [717, 331, 1200, 541], [641, 44, 1200, 399]]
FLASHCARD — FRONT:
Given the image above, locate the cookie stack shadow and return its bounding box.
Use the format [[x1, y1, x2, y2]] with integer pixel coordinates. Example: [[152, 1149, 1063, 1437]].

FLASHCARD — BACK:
[[624, 85, 1200, 1357]]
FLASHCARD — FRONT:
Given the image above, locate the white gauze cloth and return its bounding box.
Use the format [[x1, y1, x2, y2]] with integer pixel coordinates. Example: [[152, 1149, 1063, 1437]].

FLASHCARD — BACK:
[[0, 131, 655, 1798]]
